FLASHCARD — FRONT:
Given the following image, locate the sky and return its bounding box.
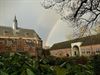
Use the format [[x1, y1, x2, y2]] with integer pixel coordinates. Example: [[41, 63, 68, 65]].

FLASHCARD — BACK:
[[0, 0, 73, 47]]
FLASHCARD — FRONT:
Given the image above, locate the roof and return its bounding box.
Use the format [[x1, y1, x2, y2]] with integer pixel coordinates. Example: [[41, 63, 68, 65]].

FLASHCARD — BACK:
[[0, 26, 41, 40], [50, 33, 100, 50]]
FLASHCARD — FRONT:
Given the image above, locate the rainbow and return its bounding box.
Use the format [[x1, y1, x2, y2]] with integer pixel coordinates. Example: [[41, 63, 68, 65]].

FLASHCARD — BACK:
[[45, 19, 61, 46]]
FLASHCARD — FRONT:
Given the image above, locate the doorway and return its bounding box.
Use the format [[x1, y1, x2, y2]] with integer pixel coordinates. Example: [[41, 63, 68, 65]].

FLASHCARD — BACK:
[[73, 45, 80, 56]]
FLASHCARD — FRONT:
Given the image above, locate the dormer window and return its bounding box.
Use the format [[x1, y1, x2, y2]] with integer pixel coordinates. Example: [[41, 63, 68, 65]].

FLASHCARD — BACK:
[[5, 31, 8, 33], [26, 33, 29, 35], [4, 30, 9, 36], [16, 32, 20, 35], [25, 32, 30, 37], [26, 39, 32, 43]]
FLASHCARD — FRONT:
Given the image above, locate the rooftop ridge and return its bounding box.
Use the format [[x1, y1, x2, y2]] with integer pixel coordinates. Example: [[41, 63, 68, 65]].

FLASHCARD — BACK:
[[51, 33, 100, 50]]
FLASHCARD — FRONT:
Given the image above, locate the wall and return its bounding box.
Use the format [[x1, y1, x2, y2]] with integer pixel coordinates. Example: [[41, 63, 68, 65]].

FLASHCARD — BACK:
[[0, 37, 42, 56], [81, 44, 100, 56], [50, 48, 71, 58], [50, 44, 100, 58]]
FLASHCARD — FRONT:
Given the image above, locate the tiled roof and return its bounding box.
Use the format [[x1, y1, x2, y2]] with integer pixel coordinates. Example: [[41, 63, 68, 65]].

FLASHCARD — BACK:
[[0, 26, 41, 40], [50, 34, 100, 50]]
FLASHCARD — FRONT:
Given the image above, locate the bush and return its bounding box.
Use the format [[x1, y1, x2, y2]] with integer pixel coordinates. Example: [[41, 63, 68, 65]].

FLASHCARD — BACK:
[[0, 53, 99, 75], [92, 55, 100, 75]]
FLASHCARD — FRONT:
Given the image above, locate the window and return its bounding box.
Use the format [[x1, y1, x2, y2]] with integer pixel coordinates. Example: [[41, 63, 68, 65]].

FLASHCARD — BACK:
[[25, 33, 30, 36], [0, 40, 5, 45], [5, 31, 8, 33], [16, 32, 20, 35], [96, 51, 100, 53], [26, 33, 29, 35], [96, 48, 100, 53], [26, 39, 32, 43], [4, 30, 9, 36], [82, 49, 85, 51], [87, 51, 90, 54], [66, 54, 69, 57], [82, 51, 85, 54], [74, 51, 77, 55], [6, 40, 13, 47], [98, 51, 100, 53], [92, 52, 95, 55], [96, 51, 98, 53]]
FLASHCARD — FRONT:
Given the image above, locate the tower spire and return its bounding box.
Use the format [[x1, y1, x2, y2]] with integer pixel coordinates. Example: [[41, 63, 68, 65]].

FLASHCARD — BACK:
[[13, 15, 18, 30], [14, 15, 17, 22]]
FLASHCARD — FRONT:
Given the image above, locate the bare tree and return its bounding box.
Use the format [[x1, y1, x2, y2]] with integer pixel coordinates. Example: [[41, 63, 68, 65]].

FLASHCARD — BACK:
[[93, 22, 100, 33], [41, 0, 100, 37]]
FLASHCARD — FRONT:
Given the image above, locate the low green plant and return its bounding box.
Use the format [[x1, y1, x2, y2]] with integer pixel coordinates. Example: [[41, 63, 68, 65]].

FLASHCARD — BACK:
[[0, 53, 99, 75]]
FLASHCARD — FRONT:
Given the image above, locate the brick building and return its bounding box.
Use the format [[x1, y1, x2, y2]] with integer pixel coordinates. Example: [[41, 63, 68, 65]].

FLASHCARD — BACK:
[[0, 16, 42, 56], [50, 34, 100, 58]]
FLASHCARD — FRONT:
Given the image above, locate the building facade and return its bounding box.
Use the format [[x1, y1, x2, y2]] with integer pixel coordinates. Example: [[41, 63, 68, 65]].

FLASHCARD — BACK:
[[0, 16, 42, 56], [50, 34, 100, 58]]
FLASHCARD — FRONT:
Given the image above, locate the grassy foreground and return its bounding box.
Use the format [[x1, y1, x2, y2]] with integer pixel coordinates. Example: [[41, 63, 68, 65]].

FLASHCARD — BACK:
[[0, 53, 100, 75]]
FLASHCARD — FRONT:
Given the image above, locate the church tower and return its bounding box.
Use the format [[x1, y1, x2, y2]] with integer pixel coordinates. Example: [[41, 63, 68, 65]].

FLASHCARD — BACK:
[[12, 16, 18, 30]]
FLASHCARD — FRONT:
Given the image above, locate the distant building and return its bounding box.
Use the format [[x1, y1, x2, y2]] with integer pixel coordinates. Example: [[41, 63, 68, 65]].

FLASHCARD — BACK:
[[50, 34, 100, 58], [43, 46, 50, 49], [0, 16, 42, 56]]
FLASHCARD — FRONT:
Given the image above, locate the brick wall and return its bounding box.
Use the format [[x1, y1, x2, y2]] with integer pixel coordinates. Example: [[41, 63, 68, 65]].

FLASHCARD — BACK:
[[0, 37, 42, 56], [50, 44, 100, 57], [81, 44, 100, 56], [50, 48, 71, 58]]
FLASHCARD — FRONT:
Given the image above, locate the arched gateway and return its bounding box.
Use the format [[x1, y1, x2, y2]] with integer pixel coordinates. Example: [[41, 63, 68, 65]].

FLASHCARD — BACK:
[[71, 42, 82, 56], [73, 45, 80, 56]]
